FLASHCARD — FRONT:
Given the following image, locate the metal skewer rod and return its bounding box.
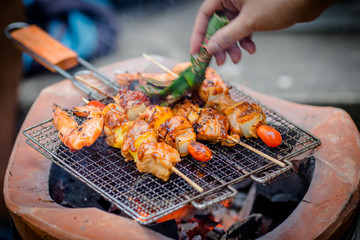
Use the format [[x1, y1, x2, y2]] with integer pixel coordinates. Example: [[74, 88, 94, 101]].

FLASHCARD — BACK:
[[227, 136, 285, 167], [142, 53, 179, 78]]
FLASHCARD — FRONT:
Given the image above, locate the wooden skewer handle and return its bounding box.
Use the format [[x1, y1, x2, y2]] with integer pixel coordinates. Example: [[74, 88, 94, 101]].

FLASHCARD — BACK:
[[8, 23, 78, 72], [171, 167, 204, 193], [227, 136, 286, 168]]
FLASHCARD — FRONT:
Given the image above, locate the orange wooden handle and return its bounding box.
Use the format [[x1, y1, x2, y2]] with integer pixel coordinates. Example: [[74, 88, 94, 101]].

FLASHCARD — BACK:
[[10, 25, 78, 72]]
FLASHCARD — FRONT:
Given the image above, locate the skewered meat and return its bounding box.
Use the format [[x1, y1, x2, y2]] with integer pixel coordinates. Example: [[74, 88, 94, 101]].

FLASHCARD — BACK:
[[197, 69, 281, 146], [140, 105, 212, 161], [157, 115, 197, 157], [172, 99, 238, 147], [137, 141, 180, 181], [114, 87, 151, 120], [121, 120, 157, 161], [210, 95, 267, 138], [138, 105, 173, 130], [101, 103, 128, 147], [193, 108, 230, 143]]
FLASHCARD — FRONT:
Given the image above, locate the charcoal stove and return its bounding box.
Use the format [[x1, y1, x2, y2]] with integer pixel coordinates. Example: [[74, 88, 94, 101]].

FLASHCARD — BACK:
[[5, 57, 360, 240]]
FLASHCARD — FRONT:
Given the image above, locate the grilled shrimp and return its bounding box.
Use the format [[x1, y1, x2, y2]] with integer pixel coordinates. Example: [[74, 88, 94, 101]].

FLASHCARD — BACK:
[[52, 105, 103, 151]]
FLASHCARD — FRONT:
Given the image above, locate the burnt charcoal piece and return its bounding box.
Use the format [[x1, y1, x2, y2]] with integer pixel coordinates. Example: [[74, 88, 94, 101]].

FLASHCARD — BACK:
[[147, 219, 180, 240], [192, 235, 202, 240], [220, 214, 263, 240], [213, 226, 225, 235], [179, 227, 190, 240], [178, 221, 199, 239], [205, 230, 223, 240]]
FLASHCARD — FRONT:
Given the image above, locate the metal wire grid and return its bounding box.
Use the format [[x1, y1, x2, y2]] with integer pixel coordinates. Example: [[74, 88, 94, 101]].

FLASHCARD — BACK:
[[23, 87, 320, 224]]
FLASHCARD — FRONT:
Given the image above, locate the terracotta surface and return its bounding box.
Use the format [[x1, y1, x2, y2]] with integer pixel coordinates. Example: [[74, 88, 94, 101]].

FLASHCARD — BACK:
[[4, 56, 360, 239]]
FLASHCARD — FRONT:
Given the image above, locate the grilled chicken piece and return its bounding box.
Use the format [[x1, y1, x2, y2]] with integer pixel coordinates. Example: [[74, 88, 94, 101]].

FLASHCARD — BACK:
[[173, 99, 238, 146], [172, 99, 201, 125], [121, 120, 157, 161], [211, 95, 266, 138], [114, 87, 151, 120], [198, 69, 229, 106], [137, 141, 180, 181], [194, 108, 229, 143], [157, 116, 197, 157]]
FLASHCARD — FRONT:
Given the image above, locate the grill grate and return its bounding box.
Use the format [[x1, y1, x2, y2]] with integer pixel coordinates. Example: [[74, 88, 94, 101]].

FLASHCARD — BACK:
[[23, 87, 320, 224]]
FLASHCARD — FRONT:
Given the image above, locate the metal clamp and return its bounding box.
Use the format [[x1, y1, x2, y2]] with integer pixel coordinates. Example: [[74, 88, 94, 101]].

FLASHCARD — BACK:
[[191, 185, 237, 209], [250, 160, 294, 184]]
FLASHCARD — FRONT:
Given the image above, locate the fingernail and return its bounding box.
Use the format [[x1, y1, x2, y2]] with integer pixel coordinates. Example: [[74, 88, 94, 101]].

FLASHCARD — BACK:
[[207, 41, 221, 55]]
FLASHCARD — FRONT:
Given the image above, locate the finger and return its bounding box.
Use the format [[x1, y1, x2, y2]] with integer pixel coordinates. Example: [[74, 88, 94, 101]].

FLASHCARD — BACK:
[[190, 0, 224, 54], [226, 44, 242, 63], [207, 14, 253, 55], [214, 50, 227, 65], [239, 36, 256, 54]]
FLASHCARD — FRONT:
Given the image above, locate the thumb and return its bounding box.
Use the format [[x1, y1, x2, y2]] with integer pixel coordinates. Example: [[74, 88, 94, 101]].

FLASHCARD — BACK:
[[207, 15, 253, 55]]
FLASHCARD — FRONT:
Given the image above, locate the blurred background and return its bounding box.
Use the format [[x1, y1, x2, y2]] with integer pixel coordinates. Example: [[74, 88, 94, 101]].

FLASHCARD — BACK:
[[0, 0, 359, 238], [19, 0, 360, 127]]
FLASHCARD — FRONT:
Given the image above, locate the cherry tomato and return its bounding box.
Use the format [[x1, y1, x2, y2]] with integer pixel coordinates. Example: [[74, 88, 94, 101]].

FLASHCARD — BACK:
[[187, 141, 212, 162], [87, 100, 105, 110], [257, 125, 282, 147]]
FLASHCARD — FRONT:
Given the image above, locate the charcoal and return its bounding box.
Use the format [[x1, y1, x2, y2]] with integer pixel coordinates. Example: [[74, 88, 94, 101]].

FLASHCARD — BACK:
[[178, 222, 199, 238], [213, 226, 225, 235], [194, 214, 219, 228], [220, 214, 262, 240], [192, 235, 202, 240], [179, 227, 190, 240], [205, 230, 223, 240]]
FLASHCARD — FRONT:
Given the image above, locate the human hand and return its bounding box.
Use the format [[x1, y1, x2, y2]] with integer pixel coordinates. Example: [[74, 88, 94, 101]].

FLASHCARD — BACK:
[[190, 0, 335, 65]]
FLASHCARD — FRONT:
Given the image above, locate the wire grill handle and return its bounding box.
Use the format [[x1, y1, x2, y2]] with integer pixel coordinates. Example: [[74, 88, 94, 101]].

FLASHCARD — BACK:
[[191, 185, 237, 209], [250, 160, 294, 184], [4, 22, 119, 95]]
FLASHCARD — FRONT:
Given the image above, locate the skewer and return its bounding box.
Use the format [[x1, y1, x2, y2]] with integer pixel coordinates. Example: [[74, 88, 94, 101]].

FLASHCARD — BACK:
[[75, 75, 117, 101], [78, 72, 283, 176], [227, 135, 285, 167], [171, 167, 203, 192], [80, 96, 204, 192], [142, 53, 179, 78], [81, 97, 89, 104], [142, 56, 286, 168]]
